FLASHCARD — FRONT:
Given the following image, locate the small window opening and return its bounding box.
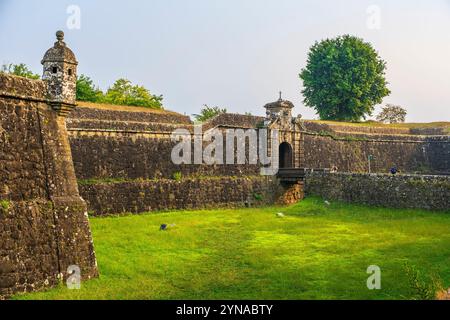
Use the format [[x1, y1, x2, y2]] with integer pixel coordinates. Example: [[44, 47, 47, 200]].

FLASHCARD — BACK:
[[52, 67, 58, 74], [68, 69, 73, 76]]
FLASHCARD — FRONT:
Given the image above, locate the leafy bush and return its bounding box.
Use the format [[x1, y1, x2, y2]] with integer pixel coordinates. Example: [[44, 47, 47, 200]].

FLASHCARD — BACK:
[[376, 104, 407, 124], [1, 63, 40, 79], [103, 79, 163, 109], [75, 76, 164, 109], [193, 105, 227, 123], [1, 63, 164, 109], [76, 74, 104, 102]]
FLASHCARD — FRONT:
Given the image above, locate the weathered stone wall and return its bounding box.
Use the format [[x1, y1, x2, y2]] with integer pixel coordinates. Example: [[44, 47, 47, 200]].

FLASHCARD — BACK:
[[67, 107, 262, 181], [69, 131, 260, 181], [301, 123, 450, 175], [426, 136, 450, 174], [203, 113, 264, 130], [79, 176, 278, 216], [68, 107, 450, 184], [66, 107, 272, 216], [305, 172, 450, 211], [66, 104, 449, 215], [0, 200, 60, 297], [275, 182, 305, 205], [0, 74, 97, 299]]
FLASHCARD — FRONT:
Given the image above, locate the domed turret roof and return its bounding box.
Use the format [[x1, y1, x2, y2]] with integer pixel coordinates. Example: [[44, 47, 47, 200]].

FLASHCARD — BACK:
[[264, 98, 294, 110], [41, 31, 78, 65], [264, 92, 294, 111]]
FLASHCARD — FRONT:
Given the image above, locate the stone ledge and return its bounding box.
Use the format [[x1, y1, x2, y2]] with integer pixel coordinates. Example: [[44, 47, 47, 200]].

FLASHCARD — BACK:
[[0, 73, 47, 102]]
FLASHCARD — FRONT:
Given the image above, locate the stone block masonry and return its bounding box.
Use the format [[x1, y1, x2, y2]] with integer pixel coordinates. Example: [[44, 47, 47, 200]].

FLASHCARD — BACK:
[[301, 127, 450, 175], [66, 101, 449, 216], [3, 30, 448, 299], [79, 176, 279, 216], [68, 129, 260, 181], [0, 35, 98, 299], [305, 172, 450, 211]]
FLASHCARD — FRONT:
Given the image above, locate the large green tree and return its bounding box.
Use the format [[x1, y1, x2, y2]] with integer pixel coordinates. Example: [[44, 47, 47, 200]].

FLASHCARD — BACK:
[[300, 35, 390, 121]]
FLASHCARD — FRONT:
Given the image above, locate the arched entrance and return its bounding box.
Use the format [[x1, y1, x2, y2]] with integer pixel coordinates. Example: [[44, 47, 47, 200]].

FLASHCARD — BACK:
[[279, 142, 293, 169]]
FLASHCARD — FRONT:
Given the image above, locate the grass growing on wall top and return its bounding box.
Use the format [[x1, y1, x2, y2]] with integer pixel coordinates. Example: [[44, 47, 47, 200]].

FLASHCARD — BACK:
[[77, 175, 266, 185], [311, 120, 450, 132], [14, 197, 450, 300]]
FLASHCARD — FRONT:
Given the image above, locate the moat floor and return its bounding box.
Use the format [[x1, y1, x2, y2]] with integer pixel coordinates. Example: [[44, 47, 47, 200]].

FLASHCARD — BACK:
[[15, 198, 450, 300]]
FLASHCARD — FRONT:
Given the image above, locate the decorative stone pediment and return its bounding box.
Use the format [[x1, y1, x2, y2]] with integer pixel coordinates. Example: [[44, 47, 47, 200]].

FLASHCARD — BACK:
[[264, 94, 302, 132]]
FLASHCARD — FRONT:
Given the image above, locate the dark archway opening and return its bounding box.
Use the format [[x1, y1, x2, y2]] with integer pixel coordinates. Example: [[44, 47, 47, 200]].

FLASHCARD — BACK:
[[279, 142, 293, 169]]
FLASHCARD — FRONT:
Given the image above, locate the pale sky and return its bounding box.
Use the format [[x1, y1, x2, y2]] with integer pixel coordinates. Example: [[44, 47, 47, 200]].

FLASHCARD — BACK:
[[1, 0, 450, 122]]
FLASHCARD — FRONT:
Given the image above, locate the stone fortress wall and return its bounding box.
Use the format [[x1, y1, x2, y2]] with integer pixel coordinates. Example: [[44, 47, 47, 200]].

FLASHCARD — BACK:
[[66, 102, 450, 215], [0, 32, 98, 299], [301, 121, 449, 174], [67, 105, 450, 183], [305, 172, 449, 211], [1, 31, 449, 299], [0, 74, 97, 299], [66, 105, 271, 215], [67, 105, 261, 181]]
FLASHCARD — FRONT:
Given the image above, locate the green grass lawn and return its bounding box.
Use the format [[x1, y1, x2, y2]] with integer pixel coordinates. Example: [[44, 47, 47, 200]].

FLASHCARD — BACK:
[[15, 198, 450, 300]]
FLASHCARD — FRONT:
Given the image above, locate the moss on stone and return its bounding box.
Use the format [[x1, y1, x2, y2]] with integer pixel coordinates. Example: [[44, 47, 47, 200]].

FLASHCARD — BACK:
[[0, 199, 10, 211]]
